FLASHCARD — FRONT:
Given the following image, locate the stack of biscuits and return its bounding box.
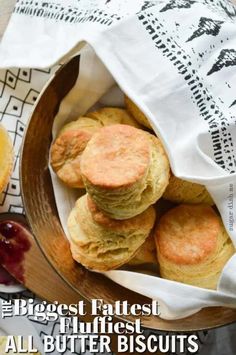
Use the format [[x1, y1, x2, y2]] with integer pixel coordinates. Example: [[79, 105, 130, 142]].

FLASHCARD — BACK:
[[50, 98, 235, 290]]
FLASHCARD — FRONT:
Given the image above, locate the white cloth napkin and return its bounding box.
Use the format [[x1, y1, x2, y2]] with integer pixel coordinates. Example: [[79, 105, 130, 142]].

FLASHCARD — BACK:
[[1, 0, 236, 319]]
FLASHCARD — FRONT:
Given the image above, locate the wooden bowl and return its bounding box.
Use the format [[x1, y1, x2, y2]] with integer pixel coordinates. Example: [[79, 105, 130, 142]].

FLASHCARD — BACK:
[[20, 55, 236, 331]]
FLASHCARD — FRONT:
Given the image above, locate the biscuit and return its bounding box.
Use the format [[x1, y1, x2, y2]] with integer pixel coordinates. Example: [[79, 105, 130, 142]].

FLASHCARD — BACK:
[[50, 108, 140, 188], [155, 204, 235, 289], [81, 124, 170, 219], [67, 194, 156, 271], [50, 118, 100, 188], [86, 107, 141, 128], [0, 124, 13, 193], [163, 174, 214, 205], [128, 234, 157, 265], [125, 95, 152, 129]]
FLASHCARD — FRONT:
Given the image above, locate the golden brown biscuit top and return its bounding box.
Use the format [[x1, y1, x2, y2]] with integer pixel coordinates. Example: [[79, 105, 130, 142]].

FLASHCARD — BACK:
[[51, 129, 93, 171], [86, 107, 140, 127], [156, 205, 220, 265], [81, 124, 150, 188], [86, 195, 156, 231]]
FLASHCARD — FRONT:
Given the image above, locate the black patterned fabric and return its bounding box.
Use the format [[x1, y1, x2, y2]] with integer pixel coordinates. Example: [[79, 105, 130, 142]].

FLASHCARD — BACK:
[[138, 10, 236, 173], [0, 67, 57, 213]]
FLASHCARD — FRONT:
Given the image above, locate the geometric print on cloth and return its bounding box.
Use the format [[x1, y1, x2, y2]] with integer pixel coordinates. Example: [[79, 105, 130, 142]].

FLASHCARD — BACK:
[[0, 66, 58, 214]]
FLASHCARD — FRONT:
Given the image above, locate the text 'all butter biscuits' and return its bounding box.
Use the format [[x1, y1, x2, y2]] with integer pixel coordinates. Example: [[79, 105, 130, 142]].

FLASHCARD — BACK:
[[80, 124, 170, 219], [155, 204, 235, 289], [67, 194, 156, 271]]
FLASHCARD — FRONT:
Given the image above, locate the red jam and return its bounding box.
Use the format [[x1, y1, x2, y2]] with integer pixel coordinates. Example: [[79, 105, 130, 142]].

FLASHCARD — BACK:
[[0, 220, 31, 283], [0, 264, 18, 285]]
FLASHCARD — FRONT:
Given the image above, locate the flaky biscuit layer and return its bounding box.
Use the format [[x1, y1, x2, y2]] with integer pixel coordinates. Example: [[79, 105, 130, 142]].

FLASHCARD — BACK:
[[51, 108, 140, 188], [67, 194, 156, 271], [87, 107, 141, 128], [163, 175, 214, 205], [128, 233, 157, 266], [81, 124, 170, 219]]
